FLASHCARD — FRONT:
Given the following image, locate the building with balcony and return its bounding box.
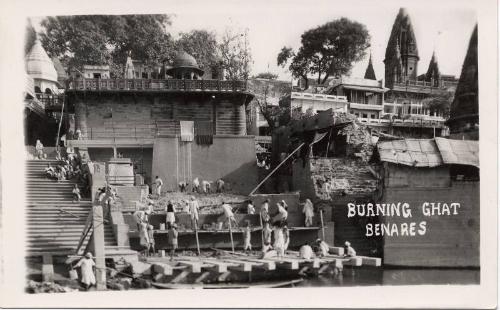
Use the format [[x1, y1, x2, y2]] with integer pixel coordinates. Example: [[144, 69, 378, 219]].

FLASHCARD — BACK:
[[63, 51, 257, 193], [287, 92, 348, 116], [328, 77, 387, 120]]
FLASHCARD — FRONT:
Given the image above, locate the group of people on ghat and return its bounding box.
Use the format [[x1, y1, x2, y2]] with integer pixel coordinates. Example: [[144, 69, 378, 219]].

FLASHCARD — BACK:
[[152, 176, 227, 198], [44, 152, 84, 182], [177, 177, 226, 195], [132, 200, 157, 257]]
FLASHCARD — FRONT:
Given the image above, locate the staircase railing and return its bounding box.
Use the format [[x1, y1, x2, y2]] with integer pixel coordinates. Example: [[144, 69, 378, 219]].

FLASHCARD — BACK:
[[75, 211, 93, 256]]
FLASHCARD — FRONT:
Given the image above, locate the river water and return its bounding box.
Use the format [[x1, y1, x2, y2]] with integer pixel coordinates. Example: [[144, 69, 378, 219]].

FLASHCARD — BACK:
[[296, 267, 480, 287]]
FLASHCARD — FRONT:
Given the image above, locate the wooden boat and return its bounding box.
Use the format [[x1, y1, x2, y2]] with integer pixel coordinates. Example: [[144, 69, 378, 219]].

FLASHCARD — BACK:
[[151, 278, 304, 289]]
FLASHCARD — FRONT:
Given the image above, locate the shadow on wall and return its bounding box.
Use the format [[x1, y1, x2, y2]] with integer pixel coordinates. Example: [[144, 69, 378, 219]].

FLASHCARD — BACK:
[[220, 161, 258, 195]]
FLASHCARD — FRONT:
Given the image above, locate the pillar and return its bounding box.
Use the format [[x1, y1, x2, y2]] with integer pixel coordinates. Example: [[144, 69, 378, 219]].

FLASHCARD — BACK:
[[42, 254, 54, 283], [75, 101, 88, 139], [91, 205, 106, 290]]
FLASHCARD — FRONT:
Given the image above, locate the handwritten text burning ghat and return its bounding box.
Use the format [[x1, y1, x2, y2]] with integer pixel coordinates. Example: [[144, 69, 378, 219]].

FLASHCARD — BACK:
[[347, 202, 462, 237]]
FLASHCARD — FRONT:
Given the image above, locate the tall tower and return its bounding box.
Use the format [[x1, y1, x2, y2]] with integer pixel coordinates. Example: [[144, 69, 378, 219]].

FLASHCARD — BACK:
[[447, 25, 478, 140], [364, 52, 377, 80], [384, 8, 420, 88]]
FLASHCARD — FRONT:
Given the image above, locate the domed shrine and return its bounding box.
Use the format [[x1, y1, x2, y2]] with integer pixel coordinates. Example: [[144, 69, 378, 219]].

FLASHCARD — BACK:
[[166, 51, 205, 79], [25, 38, 60, 94]]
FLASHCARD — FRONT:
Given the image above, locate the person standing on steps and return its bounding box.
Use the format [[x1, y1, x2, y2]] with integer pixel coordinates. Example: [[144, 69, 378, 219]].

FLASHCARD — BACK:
[[283, 225, 290, 252], [247, 200, 255, 214], [147, 225, 155, 256], [165, 200, 176, 229], [168, 224, 178, 261], [189, 196, 200, 230], [273, 223, 285, 260], [154, 176, 163, 198], [72, 184, 81, 202], [243, 221, 252, 252], [260, 199, 270, 225], [302, 199, 315, 227], [221, 201, 238, 228], [75, 252, 96, 291], [35, 139, 44, 159], [263, 222, 273, 245]]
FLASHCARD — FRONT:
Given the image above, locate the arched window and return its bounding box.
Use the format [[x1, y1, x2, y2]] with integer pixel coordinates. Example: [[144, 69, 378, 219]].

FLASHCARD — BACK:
[[45, 88, 52, 94], [34, 86, 41, 93]]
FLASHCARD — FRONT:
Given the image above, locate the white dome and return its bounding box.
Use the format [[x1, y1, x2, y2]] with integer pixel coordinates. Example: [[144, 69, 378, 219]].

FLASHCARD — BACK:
[[25, 39, 58, 83]]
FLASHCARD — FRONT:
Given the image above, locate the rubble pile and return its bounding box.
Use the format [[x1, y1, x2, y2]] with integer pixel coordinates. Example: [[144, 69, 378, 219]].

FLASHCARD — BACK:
[[338, 122, 374, 162], [26, 280, 79, 293], [310, 158, 379, 199]]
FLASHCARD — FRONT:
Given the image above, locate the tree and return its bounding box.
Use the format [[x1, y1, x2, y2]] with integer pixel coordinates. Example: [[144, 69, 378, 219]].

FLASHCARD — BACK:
[[253, 72, 278, 80], [175, 30, 219, 71], [278, 18, 370, 87], [422, 90, 455, 119], [39, 15, 174, 77], [249, 80, 291, 131], [277, 46, 312, 89], [219, 28, 252, 81]]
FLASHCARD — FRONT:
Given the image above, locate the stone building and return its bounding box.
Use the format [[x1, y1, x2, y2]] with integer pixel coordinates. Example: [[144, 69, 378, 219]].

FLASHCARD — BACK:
[[383, 8, 458, 121], [328, 77, 387, 120], [64, 51, 257, 193]]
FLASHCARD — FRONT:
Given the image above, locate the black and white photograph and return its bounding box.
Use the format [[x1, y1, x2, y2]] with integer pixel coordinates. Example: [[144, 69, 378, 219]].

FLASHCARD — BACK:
[[0, 0, 497, 308]]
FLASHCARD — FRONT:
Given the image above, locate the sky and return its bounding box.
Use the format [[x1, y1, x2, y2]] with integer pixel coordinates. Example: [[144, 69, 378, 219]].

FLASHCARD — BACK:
[[166, 1, 477, 81], [32, 0, 477, 82]]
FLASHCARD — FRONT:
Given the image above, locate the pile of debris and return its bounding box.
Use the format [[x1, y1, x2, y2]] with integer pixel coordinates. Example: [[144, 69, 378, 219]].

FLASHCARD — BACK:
[[26, 280, 79, 294], [310, 158, 379, 199]]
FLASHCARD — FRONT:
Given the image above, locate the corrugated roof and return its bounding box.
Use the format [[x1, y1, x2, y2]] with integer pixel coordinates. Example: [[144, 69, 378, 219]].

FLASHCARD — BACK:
[[435, 137, 479, 168], [377, 138, 479, 168], [377, 139, 442, 167]]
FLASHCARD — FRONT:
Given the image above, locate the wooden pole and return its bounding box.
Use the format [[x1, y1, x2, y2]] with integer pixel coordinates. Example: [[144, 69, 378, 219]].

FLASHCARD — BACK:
[[228, 219, 235, 252], [194, 219, 200, 256], [324, 127, 333, 158], [259, 213, 264, 248], [249, 142, 305, 196], [320, 209, 325, 241]]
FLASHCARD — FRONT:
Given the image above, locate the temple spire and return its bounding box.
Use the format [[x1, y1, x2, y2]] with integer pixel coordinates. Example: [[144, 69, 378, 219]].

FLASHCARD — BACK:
[[364, 52, 376, 80], [384, 8, 420, 87], [425, 50, 440, 82]]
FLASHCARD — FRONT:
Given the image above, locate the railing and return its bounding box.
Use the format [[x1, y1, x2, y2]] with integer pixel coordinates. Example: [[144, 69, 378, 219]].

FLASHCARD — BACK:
[[82, 120, 214, 140], [107, 175, 135, 186], [291, 92, 348, 102], [68, 78, 248, 92], [75, 211, 93, 256], [357, 117, 445, 127], [393, 79, 448, 90], [36, 93, 65, 109], [87, 127, 158, 140]]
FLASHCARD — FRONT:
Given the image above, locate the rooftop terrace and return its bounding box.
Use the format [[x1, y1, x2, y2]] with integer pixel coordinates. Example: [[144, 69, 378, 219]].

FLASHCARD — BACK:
[[67, 78, 249, 93]]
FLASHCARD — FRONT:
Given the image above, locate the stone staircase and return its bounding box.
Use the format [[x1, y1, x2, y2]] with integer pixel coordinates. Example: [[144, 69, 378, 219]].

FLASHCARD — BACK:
[[27, 159, 92, 256], [26, 160, 118, 256]]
